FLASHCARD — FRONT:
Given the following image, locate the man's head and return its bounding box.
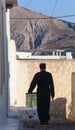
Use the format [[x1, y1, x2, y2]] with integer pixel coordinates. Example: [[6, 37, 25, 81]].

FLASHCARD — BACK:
[[39, 63, 46, 71]]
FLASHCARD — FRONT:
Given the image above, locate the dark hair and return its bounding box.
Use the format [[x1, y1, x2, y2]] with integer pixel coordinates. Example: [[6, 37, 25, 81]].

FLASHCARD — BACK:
[[39, 63, 46, 70]]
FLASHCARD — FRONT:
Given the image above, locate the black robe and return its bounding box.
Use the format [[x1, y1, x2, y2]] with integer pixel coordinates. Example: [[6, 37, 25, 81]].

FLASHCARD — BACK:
[[28, 70, 55, 123]]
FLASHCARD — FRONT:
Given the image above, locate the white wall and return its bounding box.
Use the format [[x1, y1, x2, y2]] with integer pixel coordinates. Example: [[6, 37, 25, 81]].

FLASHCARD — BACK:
[[6, 9, 18, 107]]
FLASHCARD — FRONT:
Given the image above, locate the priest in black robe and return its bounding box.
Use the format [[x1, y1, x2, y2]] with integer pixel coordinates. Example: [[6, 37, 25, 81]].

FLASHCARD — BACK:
[[28, 63, 55, 125]]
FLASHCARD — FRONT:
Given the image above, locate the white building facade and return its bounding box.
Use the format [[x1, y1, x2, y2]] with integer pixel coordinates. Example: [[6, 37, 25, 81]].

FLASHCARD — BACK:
[[0, 0, 75, 125], [0, 0, 17, 125]]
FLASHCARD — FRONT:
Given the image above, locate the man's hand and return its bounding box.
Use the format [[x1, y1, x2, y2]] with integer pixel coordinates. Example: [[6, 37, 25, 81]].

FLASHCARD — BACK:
[[28, 89, 32, 93]]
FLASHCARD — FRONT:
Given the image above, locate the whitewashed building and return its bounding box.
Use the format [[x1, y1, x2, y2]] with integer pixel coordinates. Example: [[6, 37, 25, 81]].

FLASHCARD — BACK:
[[0, 0, 75, 125], [0, 0, 17, 125]]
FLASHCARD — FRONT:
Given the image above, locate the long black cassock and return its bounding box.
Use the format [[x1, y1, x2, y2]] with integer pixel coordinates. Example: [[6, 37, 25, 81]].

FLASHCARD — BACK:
[[28, 70, 55, 123]]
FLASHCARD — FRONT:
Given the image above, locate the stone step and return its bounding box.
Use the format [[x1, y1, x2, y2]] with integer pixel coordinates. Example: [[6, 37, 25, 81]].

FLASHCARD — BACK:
[[18, 108, 39, 120]]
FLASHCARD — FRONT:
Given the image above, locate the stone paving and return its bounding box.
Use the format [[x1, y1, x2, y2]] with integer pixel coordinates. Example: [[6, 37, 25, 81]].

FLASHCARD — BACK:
[[0, 118, 18, 130], [0, 118, 75, 130], [18, 119, 75, 130]]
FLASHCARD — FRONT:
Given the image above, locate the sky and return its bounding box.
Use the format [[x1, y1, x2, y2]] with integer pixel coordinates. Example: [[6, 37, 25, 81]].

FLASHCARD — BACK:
[[18, 0, 75, 23]]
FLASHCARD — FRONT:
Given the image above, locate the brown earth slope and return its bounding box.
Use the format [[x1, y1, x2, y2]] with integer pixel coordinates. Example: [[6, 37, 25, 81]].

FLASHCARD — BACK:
[[10, 6, 75, 55]]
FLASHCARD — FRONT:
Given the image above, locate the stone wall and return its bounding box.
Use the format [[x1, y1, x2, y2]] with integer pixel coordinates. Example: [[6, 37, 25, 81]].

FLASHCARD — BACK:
[[14, 59, 75, 119]]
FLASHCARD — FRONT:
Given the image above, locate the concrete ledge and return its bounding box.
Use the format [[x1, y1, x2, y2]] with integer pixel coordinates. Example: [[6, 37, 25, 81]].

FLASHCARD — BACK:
[[18, 108, 38, 120], [18, 107, 66, 121]]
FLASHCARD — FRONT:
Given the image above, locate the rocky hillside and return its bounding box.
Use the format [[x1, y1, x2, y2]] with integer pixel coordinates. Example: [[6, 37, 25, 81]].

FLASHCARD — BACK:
[[10, 6, 75, 55]]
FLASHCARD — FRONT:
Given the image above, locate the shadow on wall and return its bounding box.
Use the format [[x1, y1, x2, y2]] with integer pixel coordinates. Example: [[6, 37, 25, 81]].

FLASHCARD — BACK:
[[50, 97, 67, 119]]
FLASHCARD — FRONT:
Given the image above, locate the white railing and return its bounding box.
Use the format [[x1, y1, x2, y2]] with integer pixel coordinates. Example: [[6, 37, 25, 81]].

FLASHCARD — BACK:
[[16, 51, 72, 60]]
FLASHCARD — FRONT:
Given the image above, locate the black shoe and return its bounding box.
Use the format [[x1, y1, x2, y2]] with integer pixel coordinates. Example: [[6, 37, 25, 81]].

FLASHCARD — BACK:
[[40, 122, 48, 125], [44, 122, 48, 125]]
